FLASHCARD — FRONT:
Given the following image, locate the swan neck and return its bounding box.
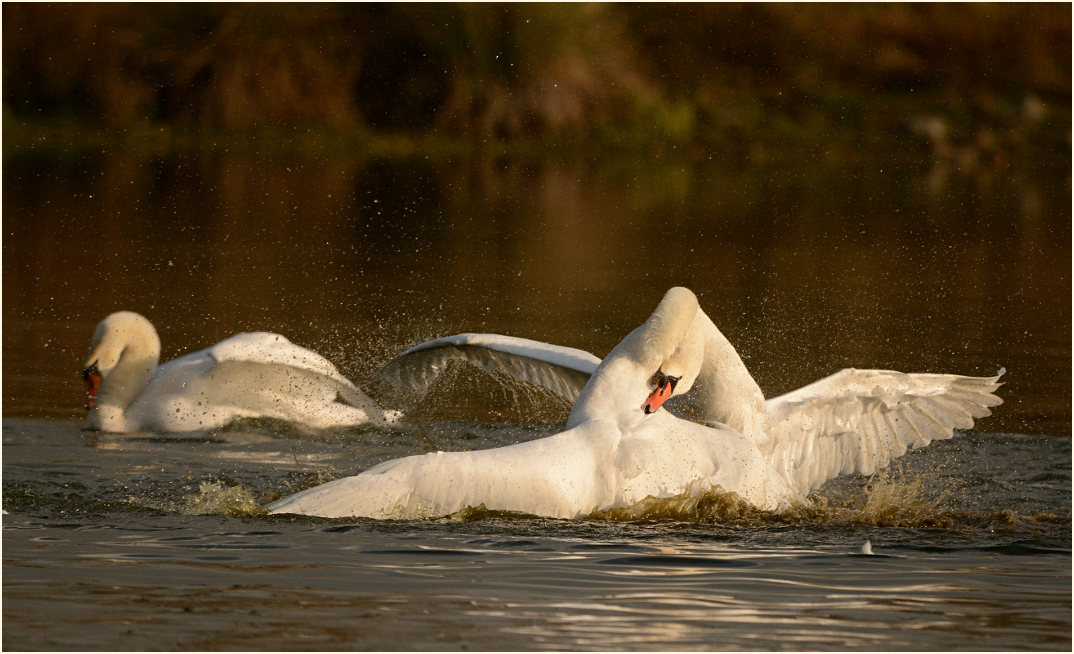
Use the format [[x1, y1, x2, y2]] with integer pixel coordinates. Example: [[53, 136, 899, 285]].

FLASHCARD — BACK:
[[87, 316, 161, 429], [692, 311, 767, 435], [98, 351, 157, 403], [567, 328, 648, 430]]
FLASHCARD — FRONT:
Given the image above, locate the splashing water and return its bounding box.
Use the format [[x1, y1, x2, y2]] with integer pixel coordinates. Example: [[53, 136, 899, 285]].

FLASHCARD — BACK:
[[852, 467, 949, 527], [178, 481, 266, 516], [572, 465, 1011, 529], [436, 468, 960, 528]]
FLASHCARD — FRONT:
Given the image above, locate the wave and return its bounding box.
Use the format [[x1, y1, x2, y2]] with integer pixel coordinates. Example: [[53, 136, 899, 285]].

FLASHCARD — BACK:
[[176, 481, 266, 516]]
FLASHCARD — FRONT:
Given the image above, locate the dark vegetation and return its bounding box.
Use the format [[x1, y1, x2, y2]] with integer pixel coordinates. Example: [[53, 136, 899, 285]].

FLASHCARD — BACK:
[[3, 3, 1070, 161]]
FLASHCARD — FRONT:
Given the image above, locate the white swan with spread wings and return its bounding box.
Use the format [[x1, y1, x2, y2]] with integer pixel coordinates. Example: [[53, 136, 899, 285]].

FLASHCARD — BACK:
[[269, 287, 1003, 518]]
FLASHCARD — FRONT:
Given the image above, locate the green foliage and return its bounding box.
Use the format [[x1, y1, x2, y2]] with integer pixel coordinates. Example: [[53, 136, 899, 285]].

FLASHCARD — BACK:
[[2, 3, 1069, 155]]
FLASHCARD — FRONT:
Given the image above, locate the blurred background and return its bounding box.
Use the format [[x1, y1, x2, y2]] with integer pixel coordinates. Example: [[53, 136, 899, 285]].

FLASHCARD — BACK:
[[3, 3, 1070, 433]]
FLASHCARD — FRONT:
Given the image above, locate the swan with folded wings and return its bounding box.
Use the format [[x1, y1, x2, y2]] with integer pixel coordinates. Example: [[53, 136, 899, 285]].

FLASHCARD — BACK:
[[269, 287, 1003, 518], [82, 311, 395, 432]]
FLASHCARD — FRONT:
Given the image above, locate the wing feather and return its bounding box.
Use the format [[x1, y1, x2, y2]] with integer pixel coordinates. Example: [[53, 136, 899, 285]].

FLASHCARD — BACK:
[[901, 409, 938, 447], [368, 333, 600, 407], [207, 332, 358, 389], [765, 368, 1003, 497]]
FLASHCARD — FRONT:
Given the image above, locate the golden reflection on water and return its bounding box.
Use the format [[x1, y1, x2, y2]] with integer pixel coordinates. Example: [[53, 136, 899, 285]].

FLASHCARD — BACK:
[[3, 152, 1069, 434]]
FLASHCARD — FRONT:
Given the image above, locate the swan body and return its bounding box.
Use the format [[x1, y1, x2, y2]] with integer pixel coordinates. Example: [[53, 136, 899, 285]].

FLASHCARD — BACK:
[[268, 288, 1003, 519], [83, 311, 393, 432]]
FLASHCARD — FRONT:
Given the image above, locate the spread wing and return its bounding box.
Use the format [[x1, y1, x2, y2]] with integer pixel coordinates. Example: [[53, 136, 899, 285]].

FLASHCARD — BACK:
[[367, 333, 600, 407], [765, 367, 1004, 497]]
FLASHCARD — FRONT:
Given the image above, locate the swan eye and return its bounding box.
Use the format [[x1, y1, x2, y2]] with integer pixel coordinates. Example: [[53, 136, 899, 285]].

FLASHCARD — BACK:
[[82, 361, 101, 382], [649, 370, 680, 391]]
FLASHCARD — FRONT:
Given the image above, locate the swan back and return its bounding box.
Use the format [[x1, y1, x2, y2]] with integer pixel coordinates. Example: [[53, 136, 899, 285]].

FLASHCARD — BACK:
[[206, 332, 359, 391]]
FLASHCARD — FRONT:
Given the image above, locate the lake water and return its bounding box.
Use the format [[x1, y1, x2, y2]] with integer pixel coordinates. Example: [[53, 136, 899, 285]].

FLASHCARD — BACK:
[[3, 148, 1071, 650]]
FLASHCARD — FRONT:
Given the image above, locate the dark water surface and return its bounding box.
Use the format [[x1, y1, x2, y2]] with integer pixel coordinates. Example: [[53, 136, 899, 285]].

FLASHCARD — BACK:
[[3, 151, 1071, 650], [2, 419, 1070, 651], [3, 150, 1070, 432]]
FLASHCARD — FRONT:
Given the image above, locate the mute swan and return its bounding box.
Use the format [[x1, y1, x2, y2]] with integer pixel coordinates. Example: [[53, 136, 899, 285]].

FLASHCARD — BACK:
[[82, 311, 395, 432], [268, 287, 1003, 518]]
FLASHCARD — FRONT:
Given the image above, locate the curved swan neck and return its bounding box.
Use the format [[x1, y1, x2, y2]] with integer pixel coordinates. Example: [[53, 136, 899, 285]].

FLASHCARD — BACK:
[[566, 287, 768, 437], [567, 288, 701, 431], [567, 327, 648, 430], [635, 287, 700, 372], [690, 310, 767, 435], [85, 312, 161, 429]]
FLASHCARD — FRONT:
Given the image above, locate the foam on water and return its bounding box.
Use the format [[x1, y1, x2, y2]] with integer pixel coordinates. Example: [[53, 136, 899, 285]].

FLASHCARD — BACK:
[[581, 467, 955, 527]]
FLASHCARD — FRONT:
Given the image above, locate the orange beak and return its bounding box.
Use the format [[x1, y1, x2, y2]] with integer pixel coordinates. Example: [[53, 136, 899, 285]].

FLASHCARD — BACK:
[[83, 364, 101, 410], [642, 377, 676, 414]]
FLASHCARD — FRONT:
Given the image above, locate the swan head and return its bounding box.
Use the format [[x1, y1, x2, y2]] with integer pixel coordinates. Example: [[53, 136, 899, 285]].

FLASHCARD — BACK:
[[83, 311, 160, 411], [636, 287, 704, 415], [82, 360, 102, 409]]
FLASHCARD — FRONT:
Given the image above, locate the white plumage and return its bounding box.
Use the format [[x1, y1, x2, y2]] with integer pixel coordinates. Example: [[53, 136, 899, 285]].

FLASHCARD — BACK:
[[82, 311, 395, 432], [268, 287, 1003, 518]]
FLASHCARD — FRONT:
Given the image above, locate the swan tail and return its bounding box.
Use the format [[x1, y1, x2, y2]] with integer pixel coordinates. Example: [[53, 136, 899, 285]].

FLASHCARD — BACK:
[[765, 368, 1004, 498]]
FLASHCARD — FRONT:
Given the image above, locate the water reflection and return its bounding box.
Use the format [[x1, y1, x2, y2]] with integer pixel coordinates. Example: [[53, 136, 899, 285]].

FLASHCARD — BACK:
[[3, 151, 1069, 433]]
